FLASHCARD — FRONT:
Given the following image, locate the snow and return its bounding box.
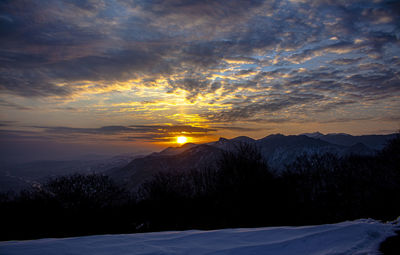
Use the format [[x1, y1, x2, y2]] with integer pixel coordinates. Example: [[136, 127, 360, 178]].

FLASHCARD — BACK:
[[1, 219, 399, 255]]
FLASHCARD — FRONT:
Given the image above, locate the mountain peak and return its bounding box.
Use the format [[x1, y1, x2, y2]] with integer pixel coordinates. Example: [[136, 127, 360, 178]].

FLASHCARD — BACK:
[[261, 133, 285, 140], [231, 136, 255, 143], [301, 132, 324, 138], [157, 143, 197, 156], [326, 133, 351, 136], [218, 137, 229, 142], [180, 142, 196, 148]]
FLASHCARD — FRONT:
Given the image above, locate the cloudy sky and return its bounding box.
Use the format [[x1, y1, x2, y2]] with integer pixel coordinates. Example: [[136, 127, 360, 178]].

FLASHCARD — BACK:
[[0, 0, 399, 161]]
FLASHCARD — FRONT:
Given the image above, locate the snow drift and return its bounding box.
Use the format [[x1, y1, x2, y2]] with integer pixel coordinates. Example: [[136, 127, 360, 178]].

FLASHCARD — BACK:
[[1, 219, 399, 255]]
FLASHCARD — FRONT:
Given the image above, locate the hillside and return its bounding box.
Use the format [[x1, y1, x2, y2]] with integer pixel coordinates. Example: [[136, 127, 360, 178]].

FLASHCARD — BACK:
[[108, 144, 222, 190]]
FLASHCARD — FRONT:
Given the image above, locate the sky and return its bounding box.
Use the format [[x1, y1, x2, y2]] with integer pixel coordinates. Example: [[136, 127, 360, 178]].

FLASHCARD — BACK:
[[0, 0, 399, 161]]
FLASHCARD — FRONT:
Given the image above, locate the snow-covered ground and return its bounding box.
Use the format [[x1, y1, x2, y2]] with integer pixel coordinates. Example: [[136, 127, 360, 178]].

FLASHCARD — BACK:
[[1, 219, 399, 255]]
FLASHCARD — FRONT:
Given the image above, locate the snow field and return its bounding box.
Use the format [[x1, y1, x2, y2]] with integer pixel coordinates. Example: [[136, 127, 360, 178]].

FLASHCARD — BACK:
[[1, 218, 399, 255]]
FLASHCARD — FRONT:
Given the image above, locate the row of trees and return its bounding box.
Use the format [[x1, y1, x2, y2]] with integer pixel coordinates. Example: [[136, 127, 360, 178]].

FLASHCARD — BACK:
[[138, 137, 400, 230], [1, 136, 399, 240]]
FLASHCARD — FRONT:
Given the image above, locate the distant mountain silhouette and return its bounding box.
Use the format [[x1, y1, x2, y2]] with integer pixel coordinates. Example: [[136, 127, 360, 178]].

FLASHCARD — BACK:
[[108, 144, 222, 190], [107, 133, 396, 190], [152, 143, 197, 156], [303, 133, 397, 149], [299, 132, 324, 138], [3, 133, 394, 192]]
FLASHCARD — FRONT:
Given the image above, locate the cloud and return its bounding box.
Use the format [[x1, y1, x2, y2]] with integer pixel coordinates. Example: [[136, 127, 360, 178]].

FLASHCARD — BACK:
[[318, 117, 373, 124], [0, 120, 17, 127], [0, 0, 399, 130], [211, 126, 263, 132], [0, 129, 52, 141], [329, 58, 362, 65], [27, 124, 217, 142], [135, 0, 265, 18], [206, 93, 325, 122], [0, 99, 32, 110]]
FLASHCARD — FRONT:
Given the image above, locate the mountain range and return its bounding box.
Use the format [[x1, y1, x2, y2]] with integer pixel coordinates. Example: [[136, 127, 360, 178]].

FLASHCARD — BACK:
[[107, 132, 397, 191], [0, 132, 396, 192]]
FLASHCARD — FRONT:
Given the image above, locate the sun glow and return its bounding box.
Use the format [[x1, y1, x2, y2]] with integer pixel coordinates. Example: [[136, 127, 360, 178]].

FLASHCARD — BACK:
[[176, 136, 188, 144]]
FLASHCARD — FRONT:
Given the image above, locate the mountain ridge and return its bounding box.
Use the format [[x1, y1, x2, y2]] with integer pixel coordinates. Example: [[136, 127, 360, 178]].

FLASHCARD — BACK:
[[107, 132, 396, 190], [2, 132, 396, 192]]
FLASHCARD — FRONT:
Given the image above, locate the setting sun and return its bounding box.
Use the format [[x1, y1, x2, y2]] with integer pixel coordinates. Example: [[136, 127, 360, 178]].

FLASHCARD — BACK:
[[176, 136, 188, 144]]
